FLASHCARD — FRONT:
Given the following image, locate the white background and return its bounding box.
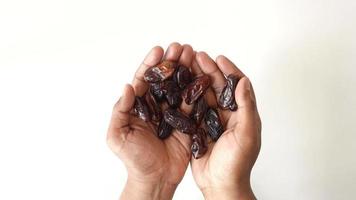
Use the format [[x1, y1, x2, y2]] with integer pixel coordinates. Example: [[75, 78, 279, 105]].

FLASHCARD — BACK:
[[1, 0, 356, 199]]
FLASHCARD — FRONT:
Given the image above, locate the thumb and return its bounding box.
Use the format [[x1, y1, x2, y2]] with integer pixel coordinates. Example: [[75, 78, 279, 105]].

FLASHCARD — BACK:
[[107, 84, 135, 152], [235, 77, 257, 126]]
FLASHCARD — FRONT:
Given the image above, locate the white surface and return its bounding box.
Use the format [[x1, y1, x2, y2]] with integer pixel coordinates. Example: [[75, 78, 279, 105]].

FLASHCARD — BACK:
[[1, 0, 356, 199]]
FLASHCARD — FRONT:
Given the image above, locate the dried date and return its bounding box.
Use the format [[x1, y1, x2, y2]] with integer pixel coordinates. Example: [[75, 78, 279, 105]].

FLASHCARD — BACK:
[[173, 65, 192, 89], [144, 60, 177, 83], [191, 128, 208, 159], [163, 108, 196, 134], [145, 92, 162, 122], [205, 108, 224, 141], [218, 74, 239, 111], [183, 75, 210, 105], [163, 80, 182, 108], [190, 97, 208, 125], [157, 119, 173, 139], [149, 82, 165, 102], [133, 96, 151, 122]]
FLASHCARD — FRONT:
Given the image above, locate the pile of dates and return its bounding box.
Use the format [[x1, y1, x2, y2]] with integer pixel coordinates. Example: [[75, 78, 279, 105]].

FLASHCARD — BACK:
[[133, 60, 239, 159]]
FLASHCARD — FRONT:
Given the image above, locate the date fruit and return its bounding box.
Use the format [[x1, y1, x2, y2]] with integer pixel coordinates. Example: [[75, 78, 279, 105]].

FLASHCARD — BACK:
[[173, 65, 192, 89], [157, 119, 173, 139], [183, 75, 211, 105], [144, 60, 177, 83], [149, 82, 165, 102], [205, 108, 224, 141], [163, 108, 196, 134], [191, 97, 208, 125], [133, 96, 151, 122], [145, 92, 162, 122], [191, 128, 208, 159], [163, 80, 182, 108], [218, 74, 239, 111]]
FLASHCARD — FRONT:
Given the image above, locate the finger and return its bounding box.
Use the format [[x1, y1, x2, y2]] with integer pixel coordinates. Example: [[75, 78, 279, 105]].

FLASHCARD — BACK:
[[215, 55, 245, 78], [132, 46, 164, 96], [164, 42, 184, 61], [190, 54, 203, 76], [178, 44, 194, 67], [196, 52, 226, 96], [191, 56, 218, 108], [107, 84, 135, 153], [235, 77, 257, 127], [178, 44, 195, 114]]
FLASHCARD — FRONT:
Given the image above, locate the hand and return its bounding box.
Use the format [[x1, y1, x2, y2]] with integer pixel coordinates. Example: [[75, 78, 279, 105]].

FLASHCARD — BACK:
[[190, 52, 262, 200], [106, 43, 195, 200]]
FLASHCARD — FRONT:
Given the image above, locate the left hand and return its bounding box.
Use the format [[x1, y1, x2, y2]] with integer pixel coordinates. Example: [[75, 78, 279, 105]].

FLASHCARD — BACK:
[[189, 52, 262, 200]]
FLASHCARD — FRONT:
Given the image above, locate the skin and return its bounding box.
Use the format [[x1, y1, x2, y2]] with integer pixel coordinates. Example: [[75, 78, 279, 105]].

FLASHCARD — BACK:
[[191, 53, 262, 200], [106, 43, 261, 200]]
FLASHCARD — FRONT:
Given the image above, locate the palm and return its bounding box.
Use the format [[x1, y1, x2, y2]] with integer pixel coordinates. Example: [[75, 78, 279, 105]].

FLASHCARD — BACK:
[[192, 110, 258, 188], [117, 117, 191, 184]]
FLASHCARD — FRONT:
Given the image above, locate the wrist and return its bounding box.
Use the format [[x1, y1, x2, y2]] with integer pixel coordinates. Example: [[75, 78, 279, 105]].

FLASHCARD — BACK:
[[201, 180, 255, 200], [120, 177, 177, 200]]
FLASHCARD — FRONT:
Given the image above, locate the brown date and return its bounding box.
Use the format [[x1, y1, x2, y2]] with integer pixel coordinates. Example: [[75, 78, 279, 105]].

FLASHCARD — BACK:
[[218, 74, 239, 111], [149, 82, 165, 102], [205, 108, 224, 141], [173, 65, 192, 89], [183, 75, 210, 105], [163, 108, 196, 134], [144, 60, 177, 83], [145, 92, 162, 122], [190, 97, 208, 125], [133, 96, 151, 122], [191, 128, 208, 159], [157, 119, 173, 139], [163, 80, 182, 108]]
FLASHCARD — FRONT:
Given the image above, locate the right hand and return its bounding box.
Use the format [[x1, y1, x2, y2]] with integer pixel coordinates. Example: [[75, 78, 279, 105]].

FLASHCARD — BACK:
[[106, 43, 194, 200]]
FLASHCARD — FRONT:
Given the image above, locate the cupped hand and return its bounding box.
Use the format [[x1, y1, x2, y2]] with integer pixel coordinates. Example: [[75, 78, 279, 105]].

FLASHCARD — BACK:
[[190, 52, 262, 200], [106, 43, 195, 200]]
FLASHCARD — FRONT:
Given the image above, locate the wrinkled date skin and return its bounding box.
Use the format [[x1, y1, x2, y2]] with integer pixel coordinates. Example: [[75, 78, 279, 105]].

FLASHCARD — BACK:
[[145, 92, 162, 122], [163, 80, 182, 108], [144, 60, 177, 83], [157, 119, 173, 139], [191, 97, 208, 125], [183, 75, 211, 105], [191, 128, 208, 159], [149, 82, 165, 102], [218, 74, 239, 111], [163, 108, 196, 134], [173, 65, 192, 89], [205, 108, 224, 141], [133, 96, 151, 122]]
